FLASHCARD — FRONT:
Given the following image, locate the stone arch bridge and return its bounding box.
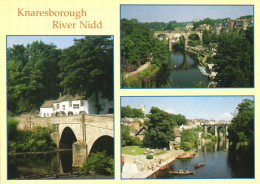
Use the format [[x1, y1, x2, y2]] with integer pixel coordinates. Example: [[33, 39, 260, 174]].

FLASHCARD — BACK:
[[154, 30, 203, 51], [15, 114, 113, 167]]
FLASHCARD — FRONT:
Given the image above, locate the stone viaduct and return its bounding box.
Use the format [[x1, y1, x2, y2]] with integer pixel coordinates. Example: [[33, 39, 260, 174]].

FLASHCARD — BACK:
[[154, 30, 203, 51], [15, 114, 113, 167], [203, 124, 229, 137]]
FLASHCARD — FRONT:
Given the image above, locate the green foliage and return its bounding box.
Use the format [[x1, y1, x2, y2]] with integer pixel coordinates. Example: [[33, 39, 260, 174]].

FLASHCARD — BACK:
[[121, 125, 143, 146], [181, 129, 198, 148], [212, 30, 253, 87], [81, 151, 114, 175], [121, 105, 144, 118], [8, 123, 56, 153], [8, 117, 18, 140], [228, 99, 254, 152], [180, 142, 193, 151], [59, 36, 113, 113], [143, 107, 176, 149], [121, 19, 169, 88], [174, 114, 186, 126], [146, 154, 153, 159], [7, 41, 62, 114]]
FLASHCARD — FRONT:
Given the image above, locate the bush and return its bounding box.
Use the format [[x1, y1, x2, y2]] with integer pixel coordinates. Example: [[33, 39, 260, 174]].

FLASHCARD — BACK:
[[8, 117, 18, 140], [81, 151, 114, 175], [146, 154, 153, 159], [180, 142, 193, 151]]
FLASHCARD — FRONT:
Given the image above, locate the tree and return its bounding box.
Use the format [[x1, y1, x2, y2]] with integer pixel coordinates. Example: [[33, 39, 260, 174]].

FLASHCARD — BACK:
[[7, 41, 62, 113], [228, 99, 254, 151], [175, 114, 186, 126], [213, 31, 253, 87], [59, 36, 113, 113], [143, 107, 177, 148]]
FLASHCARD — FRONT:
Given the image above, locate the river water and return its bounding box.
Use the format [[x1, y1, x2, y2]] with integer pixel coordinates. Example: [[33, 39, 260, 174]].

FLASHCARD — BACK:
[[167, 50, 209, 87], [8, 150, 113, 179], [152, 141, 254, 179]]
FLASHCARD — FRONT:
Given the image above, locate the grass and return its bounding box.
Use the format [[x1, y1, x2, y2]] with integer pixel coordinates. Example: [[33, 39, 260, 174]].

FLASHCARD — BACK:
[[122, 146, 167, 156], [122, 146, 147, 155]]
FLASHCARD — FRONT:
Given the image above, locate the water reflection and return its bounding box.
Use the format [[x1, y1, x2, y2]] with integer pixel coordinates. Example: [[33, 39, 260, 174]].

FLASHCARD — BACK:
[[167, 50, 209, 87], [8, 150, 72, 179]]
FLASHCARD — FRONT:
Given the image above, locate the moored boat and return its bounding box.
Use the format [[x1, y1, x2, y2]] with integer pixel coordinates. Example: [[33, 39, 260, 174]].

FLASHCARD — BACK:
[[160, 165, 167, 170]]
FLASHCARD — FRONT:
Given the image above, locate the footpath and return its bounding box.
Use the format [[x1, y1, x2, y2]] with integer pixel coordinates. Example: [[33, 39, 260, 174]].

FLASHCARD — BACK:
[[122, 149, 184, 179]]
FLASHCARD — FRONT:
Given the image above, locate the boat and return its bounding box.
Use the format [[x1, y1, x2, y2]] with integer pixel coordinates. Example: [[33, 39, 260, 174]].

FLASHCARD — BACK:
[[177, 154, 193, 159], [160, 165, 167, 170], [194, 162, 205, 168], [169, 171, 195, 175]]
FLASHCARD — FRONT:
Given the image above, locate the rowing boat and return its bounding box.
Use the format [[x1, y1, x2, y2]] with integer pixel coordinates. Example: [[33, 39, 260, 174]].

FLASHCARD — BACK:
[[169, 171, 195, 175], [194, 162, 205, 168]]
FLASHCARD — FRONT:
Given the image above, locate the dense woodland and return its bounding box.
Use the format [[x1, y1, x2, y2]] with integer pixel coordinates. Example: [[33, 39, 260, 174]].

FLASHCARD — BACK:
[[7, 36, 113, 114]]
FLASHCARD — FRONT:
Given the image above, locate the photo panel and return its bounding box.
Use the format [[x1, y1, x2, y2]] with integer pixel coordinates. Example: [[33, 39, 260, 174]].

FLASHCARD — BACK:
[[120, 5, 254, 88], [7, 35, 114, 180], [121, 96, 254, 179]]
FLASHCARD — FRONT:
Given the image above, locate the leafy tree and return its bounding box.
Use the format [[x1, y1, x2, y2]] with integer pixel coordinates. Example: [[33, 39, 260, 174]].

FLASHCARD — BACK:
[[121, 105, 144, 118], [132, 108, 144, 118], [59, 36, 113, 113], [143, 107, 177, 148], [228, 99, 254, 151], [174, 114, 186, 126], [81, 151, 114, 175], [121, 125, 133, 146], [213, 31, 253, 87], [181, 129, 198, 148], [121, 105, 133, 118], [121, 19, 169, 70], [7, 41, 62, 113]]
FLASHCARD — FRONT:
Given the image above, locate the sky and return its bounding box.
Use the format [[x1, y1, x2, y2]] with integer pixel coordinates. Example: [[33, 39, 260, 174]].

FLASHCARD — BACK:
[[121, 96, 254, 121], [7, 36, 86, 49], [121, 5, 254, 23]]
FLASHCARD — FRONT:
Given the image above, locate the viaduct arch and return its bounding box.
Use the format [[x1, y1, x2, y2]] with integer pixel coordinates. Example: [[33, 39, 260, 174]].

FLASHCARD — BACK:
[[203, 124, 229, 137], [154, 30, 203, 51]]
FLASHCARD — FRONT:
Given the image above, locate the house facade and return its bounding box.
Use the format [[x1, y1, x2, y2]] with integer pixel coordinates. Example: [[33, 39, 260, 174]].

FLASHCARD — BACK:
[[40, 93, 113, 117]]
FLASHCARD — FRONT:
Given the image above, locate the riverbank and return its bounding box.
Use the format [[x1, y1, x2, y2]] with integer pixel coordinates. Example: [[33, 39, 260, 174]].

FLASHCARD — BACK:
[[8, 148, 71, 156], [122, 149, 184, 179]]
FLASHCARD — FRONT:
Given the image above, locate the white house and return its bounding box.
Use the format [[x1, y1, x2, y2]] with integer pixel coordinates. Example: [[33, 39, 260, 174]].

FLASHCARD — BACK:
[[40, 100, 56, 117], [40, 93, 113, 117]]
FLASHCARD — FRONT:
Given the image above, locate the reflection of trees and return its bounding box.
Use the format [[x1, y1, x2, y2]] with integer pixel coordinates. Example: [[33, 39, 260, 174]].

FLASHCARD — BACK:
[[168, 51, 198, 70], [227, 150, 254, 178]]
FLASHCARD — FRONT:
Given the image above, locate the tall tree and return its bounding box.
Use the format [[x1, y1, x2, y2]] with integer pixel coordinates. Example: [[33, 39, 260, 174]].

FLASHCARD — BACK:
[[59, 36, 113, 113], [143, 107, 177, 148], [7, 41, 61, 113], [213, 30, 254, 87], [228, 98, 254, 151]]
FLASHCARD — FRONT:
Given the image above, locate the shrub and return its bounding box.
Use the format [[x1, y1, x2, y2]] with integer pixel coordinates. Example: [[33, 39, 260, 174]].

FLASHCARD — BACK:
[[81, 151, 114, 175], [180, 142, 193, 151], [146, 154, 153, 159]]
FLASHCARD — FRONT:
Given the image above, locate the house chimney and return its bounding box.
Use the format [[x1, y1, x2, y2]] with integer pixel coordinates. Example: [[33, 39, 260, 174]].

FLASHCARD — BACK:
[[59, 92, 62, 98]]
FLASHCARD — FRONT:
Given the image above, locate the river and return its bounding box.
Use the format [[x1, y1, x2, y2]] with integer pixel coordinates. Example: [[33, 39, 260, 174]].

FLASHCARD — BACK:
[[166, 50, 209, 87], [150, 141, 254, 179], [8, 150, 113, 179]]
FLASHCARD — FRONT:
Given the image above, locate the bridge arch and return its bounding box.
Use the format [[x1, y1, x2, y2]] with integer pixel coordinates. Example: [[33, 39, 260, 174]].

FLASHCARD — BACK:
[[89, 135, 114, 156], [154, 30, 203, 51], [59, 127, 77, 149]]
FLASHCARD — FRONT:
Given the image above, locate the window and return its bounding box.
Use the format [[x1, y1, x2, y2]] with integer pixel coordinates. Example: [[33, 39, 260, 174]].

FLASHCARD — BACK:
[[57, 104, 60, 109], [62, 105, 65, 110], [69, 101, 72, 107], [80, 100, 84, 107], [73, 104, 79, 109]]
